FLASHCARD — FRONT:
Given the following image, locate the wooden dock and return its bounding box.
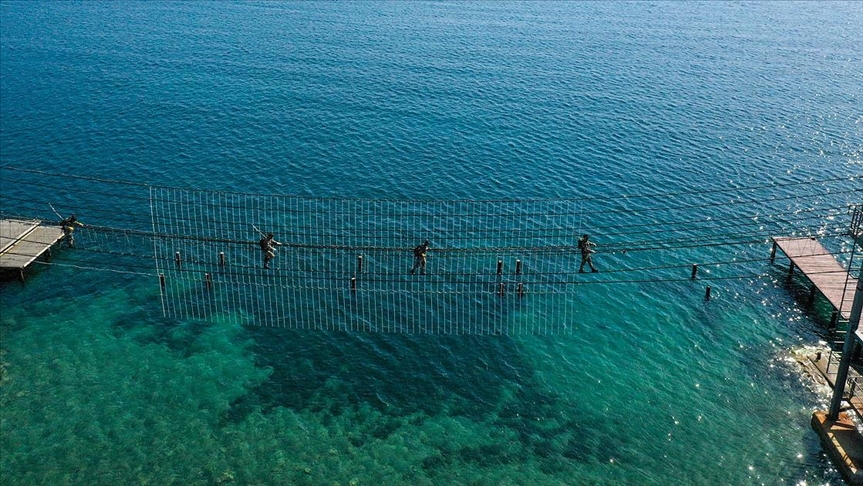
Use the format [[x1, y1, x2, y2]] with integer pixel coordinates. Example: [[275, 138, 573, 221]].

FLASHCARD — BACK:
[[0, 219, 65, 279], [771, 236, 857, 320]]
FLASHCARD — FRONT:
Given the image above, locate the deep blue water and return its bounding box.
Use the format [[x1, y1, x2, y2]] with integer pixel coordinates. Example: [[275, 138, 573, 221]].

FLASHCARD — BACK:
[[1, 1, 862, 484]]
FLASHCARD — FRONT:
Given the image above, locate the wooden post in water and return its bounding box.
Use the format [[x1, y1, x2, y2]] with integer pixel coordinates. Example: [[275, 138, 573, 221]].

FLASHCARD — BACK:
[[704, 286, 712, 301], [219, 252, 225, 267], [515, 259, 522, 275], [770, 241, 777, 263], [518, 283, 524, 299], [808, 284, 818, 307], [357, 255, 363, 274], [351, 277, 357, 293], [499, 282, 505, 296], [691, 264, 698, 279], [175, 252, 181, 268], [205, 273, 212, 290], [159, 273, 165, 289], [786, 261, 795, 283], [497, 260, 503, 275]]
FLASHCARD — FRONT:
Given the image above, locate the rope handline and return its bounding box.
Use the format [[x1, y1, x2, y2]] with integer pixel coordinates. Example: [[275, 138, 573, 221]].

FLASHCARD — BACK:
[[2, 203, 852, 250], [19, 241, 848, 279], [31, 260, 156, 277]]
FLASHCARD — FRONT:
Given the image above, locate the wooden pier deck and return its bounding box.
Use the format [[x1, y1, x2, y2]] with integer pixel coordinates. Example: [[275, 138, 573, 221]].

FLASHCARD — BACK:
[[771, 236, 857, 320], [0, 219, 65, 275]]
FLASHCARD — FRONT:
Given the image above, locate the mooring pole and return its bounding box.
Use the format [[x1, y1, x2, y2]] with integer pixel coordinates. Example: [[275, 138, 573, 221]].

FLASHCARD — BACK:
[[770, 241, 777, 263], [828, 258, 863, 420]]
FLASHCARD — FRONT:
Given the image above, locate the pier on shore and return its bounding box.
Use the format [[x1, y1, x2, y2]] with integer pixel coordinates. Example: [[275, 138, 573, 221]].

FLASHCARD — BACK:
[[777, 235, 863, 485]]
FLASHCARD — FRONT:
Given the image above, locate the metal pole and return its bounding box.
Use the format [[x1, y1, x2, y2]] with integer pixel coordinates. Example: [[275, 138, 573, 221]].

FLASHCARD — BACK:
[[828, 258, 863, 420]]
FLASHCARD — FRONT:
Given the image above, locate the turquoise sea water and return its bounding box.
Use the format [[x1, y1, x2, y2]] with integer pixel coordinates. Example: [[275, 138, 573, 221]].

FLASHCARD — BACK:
[[1, 1, 862, 484]]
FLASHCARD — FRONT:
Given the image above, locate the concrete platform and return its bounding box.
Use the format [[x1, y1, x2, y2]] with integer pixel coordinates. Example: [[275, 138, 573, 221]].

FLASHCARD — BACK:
[[812, 411, 863, 485]]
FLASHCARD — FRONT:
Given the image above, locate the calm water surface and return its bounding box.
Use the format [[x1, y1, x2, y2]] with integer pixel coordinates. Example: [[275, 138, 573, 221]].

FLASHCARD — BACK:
[[1, 2, 861, 484]]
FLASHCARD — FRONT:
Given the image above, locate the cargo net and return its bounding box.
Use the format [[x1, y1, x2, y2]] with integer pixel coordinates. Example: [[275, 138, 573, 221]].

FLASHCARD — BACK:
[[151, 187, 587, 334]]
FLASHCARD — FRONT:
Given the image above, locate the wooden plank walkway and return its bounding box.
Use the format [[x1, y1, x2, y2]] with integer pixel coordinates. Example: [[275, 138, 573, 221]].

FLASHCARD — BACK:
[[0, 219, 64, 270], [772, 236, 857, 320]]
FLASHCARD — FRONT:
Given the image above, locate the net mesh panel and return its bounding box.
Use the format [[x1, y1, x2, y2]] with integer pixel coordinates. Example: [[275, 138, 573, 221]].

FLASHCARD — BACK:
[[151, 187, 585, 334]]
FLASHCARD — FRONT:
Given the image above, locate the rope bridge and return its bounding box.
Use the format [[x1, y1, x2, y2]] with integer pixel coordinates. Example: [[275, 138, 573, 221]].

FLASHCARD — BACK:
[[150, 187, 587, 334], [1, 166, 859, 334]]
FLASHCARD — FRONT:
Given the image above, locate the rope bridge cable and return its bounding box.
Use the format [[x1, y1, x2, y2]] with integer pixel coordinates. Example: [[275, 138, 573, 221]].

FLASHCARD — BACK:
[[7, 236, 854, 280], [4, 208, 854, 268], [30, 260, 156, 277], [71, 222, 853, 255], [10, 241, 854, 284], [2, 168, 859, 334], [7, 201, 858, 258], [0, 207, 854, 265], [4, 200, 841, 266], [5, 197, 851, 241]]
